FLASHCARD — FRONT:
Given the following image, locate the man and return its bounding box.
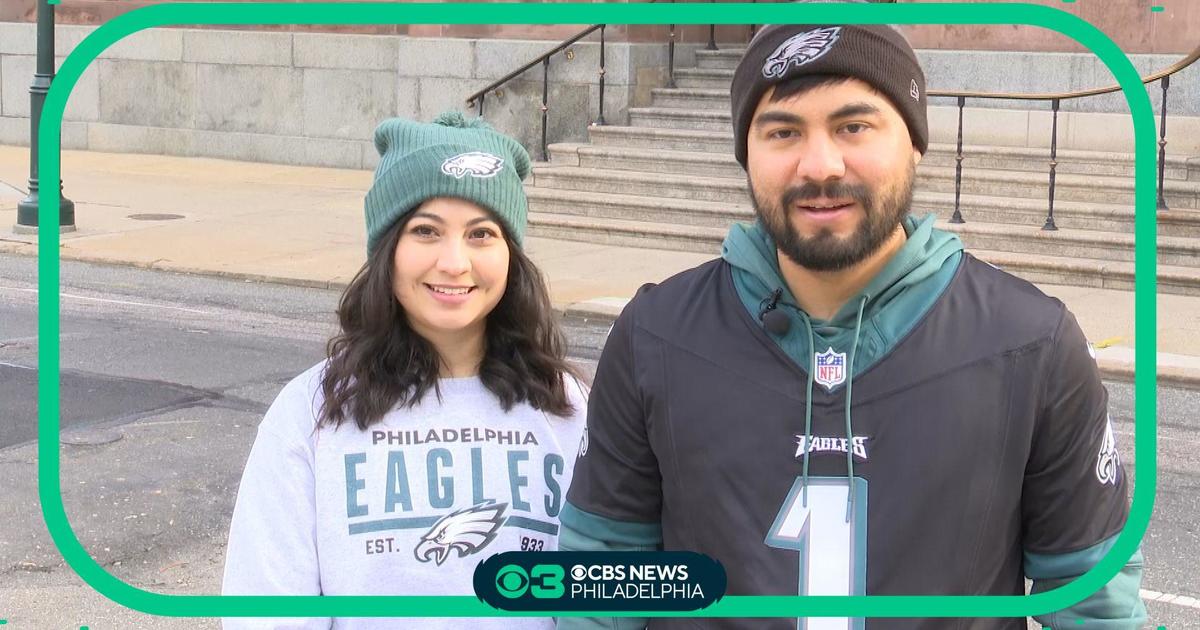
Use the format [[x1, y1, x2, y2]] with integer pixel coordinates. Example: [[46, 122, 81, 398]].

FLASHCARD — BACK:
[[558, 21, 1147, 630]]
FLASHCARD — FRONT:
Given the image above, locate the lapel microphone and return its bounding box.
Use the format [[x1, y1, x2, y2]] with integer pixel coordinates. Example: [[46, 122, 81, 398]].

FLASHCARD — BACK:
[[758, 288, 792, 335]]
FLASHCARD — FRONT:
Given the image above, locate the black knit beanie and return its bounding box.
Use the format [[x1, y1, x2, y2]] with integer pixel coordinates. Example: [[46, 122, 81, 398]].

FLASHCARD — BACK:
[[730, 24, 928, 169]]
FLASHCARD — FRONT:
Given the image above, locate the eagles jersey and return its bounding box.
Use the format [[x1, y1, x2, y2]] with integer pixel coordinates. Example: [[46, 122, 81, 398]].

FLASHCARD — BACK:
[[560, 227, 1135, 630]]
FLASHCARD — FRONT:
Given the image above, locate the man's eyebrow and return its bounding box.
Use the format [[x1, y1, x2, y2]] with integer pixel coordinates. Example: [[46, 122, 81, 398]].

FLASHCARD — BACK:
[[752, 102, 882, 129], [752, 110, 805, 128], [830, 102, 882, 119]]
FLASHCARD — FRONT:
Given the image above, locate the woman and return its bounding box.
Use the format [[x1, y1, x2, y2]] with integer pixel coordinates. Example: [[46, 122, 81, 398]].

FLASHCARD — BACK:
[[222, 112, 587, 629]]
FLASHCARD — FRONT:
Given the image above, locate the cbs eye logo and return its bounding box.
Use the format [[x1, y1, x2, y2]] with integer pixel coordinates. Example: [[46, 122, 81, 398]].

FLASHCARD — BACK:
[[495, 564, 565, 599], [496, 565, 530, 598]]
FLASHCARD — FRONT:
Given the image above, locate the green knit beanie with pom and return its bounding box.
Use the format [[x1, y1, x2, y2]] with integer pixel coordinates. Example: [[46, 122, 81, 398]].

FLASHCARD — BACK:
[[364, 110, 532, 255]]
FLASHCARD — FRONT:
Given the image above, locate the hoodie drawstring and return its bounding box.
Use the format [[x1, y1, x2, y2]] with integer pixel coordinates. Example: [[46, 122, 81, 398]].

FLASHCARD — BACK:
[[800, 310, 815, 508], [843, 294, 868, 522], [787, 292, 864, 523], [784, 292, 866, 522]]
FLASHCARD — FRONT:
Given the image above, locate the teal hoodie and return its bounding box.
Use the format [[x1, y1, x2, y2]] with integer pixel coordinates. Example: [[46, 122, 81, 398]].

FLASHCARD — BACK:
[[722, 212, 963, 380]]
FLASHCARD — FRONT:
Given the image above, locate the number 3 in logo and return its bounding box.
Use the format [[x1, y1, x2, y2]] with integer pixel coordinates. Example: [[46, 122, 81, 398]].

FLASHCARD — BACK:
[[765, 476, 868, 630], [530, 564, 565, 599]]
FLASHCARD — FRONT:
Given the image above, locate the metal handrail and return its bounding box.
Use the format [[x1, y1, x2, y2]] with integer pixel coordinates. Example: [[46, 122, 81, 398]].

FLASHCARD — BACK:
[[465, 24, 604, 112], [464, 22, 610, 161], [932, 40, 1200, 227], [465, 2, 682, 159]]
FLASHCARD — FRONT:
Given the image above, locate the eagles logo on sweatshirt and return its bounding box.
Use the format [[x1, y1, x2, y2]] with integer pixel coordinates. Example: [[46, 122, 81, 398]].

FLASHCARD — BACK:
[[414, 501, 508, 565]]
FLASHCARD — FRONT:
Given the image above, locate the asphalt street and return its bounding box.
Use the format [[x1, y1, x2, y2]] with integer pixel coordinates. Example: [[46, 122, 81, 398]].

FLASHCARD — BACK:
[[0, 253, 1196, 629]]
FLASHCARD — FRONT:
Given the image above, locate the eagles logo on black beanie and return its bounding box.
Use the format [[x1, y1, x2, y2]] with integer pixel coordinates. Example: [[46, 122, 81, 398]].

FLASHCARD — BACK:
[[730, 23, 928, 169]]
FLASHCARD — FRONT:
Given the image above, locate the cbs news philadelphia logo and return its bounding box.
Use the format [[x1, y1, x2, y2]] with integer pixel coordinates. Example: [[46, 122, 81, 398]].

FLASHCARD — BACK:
[[475, 552, 726, 611]]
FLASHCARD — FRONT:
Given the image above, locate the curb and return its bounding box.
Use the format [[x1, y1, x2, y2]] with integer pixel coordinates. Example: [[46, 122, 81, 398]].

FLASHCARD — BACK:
[[1093, 360, 1200, 391], [0, 245, 353, 292], [9, 246, 1200, 392], [558, 298, 627, 323]]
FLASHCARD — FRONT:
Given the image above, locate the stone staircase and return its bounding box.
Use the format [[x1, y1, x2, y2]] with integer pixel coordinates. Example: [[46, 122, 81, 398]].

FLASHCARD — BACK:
[[525, 48, 1200, 296]]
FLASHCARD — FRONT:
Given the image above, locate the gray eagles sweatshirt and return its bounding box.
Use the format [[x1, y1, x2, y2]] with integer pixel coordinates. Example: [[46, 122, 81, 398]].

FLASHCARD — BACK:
[[223, 362, 587, 629]]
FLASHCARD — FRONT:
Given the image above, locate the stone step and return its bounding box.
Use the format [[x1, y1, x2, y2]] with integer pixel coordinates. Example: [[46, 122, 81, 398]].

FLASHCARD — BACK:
[[927, 164, 1199, 208], [650, 87, 730, 111], [532, 161, 1200, 214], [627, 105, 1200, 196], [548, 142, 737, 177], [526, 211, 1200, 295], [672, 67, 737, 90], [530, 174, 1200, 265], [627, 107, 1200, 196], [922, 144, 1194, 181], [628, 106, 732, 131], [963, 250, 1200, 296], [556, 139, 1194, 186], [529, 166, 1200, 238], [632, 96, 1197, 181], [526, 185, 752, 227], [531, 163, 743, 204], [943, 221, 1200, 267], [694, 48, 748, 71], [528, 211, 728, 252], [585, 125, 1197, 181], [939, 193, 1200, 238], [587, 125, 734, 153]]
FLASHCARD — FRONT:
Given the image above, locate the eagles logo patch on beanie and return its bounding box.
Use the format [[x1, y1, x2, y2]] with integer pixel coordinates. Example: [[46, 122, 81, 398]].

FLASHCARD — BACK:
[[441, 151, 504, 179], [762, 26, 842, 79]]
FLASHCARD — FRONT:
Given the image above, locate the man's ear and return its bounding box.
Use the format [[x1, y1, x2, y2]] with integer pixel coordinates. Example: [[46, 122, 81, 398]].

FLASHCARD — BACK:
[[912, 148, 923, 167]]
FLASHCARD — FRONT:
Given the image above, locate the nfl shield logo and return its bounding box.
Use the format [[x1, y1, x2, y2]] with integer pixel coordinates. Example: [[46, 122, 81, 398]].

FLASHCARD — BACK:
[[814, 347, 847, 390]]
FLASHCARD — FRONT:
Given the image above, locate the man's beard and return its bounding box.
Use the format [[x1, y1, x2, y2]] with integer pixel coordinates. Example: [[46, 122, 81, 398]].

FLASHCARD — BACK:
[[748, 161, 915, 272]]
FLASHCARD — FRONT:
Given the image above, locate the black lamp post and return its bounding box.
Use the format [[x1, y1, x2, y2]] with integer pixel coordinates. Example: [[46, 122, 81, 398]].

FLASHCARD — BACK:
[[15, 0, 75, 234]]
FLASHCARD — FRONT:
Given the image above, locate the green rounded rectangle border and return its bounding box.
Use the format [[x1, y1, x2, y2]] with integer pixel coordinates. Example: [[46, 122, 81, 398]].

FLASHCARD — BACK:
[[36, 1, 1158, 621]]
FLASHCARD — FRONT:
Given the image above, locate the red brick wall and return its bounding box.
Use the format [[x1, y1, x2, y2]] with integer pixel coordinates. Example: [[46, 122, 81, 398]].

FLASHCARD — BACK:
[[4, 0, 1196, 54], [899, 0, 1196, 55]]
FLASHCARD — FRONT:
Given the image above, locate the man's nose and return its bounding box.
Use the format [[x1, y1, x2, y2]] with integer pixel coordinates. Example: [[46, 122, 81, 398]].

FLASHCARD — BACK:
[[795, 133, 846, 183]]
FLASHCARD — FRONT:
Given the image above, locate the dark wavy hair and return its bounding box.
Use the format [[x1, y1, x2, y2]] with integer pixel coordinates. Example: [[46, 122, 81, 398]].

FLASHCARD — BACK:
[[318, 210, 579, 430]]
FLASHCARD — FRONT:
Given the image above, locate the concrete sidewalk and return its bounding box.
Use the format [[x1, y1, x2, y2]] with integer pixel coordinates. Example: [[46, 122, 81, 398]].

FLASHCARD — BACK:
[[2, 144, 1198, 388]]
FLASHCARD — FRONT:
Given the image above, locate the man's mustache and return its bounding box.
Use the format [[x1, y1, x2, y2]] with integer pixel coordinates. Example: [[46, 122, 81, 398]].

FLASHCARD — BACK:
[[781, 182, 872, 209]]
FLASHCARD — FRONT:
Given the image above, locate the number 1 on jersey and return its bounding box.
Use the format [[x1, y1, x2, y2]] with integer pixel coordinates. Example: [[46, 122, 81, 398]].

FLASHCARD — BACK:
[[765, 476, 868, 630]]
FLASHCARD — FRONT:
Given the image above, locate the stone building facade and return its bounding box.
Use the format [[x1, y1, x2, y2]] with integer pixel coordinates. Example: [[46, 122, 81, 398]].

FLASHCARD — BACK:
[[1, 0, 1196, 167]]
